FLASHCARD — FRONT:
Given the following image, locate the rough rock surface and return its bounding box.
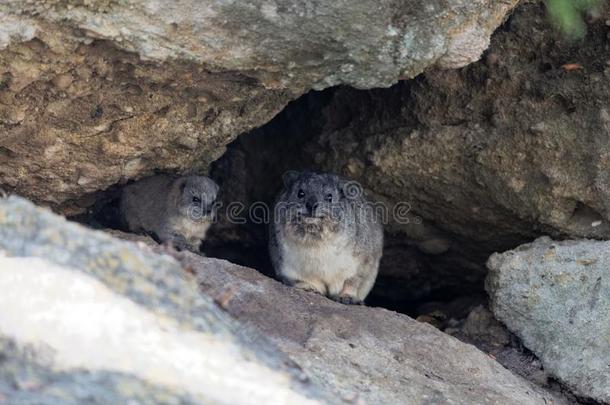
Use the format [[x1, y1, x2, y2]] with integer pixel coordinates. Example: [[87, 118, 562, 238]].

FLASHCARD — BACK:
[[460, 305, 512, 347], [0, 196, 333, 404], [209, 2, 610, 299], [2, 0, 518, 89], [487, 236, 610, 403], [0, 196, 567, 404], [307, 3, 610, 247], [0, 336, 198, 405], [445, 305, 553, 390], [0, 0, 518, 213], [186, 258, 567, 404], [0, 20, 291, 214]]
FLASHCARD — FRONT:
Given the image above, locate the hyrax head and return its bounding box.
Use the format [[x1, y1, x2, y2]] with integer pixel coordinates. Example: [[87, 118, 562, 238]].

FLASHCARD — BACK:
[[280, 171, 360, 239], [176, 176, 219, 221]]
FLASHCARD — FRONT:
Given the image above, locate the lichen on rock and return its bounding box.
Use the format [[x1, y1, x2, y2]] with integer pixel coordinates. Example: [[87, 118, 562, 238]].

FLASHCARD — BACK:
[[486, 236, 610, 403]]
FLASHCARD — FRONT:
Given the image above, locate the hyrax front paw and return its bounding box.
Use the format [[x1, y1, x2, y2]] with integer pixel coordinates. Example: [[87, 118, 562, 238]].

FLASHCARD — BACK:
[[331, 295, 363, 305], [186, 238, 202, 253], [168, 234, 189, 251], [291, 280, 326, 295]]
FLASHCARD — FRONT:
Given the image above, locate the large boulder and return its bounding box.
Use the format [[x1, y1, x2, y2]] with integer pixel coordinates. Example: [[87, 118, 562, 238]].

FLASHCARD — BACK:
[[0, 0, 518, 213], [0, 196, 567, 404], [2, 0, 518, 90], [486, 236, 610, 403], [190, 255, 568, 404], [0, 196, 333, 404], [0, 9, 291, 214]]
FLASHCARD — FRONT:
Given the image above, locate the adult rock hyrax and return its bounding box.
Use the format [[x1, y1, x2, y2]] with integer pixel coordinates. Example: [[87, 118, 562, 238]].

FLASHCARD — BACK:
[[269, 171, 383, 304], [120, 174, 218, 252]]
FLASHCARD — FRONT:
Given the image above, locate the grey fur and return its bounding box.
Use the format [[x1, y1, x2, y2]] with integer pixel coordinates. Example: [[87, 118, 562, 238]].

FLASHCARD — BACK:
[[120, 175, 218, 252], [269, 171, 383, 304]]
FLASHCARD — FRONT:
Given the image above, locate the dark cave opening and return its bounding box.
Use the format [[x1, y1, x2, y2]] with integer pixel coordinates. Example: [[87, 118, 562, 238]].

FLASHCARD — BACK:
[[82, 84, 495, 320], [198, 84, 496, 318]]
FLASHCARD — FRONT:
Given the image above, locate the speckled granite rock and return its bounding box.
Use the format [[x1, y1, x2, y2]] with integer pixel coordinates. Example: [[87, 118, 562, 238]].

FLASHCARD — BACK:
[[0, 196, 332, 404], [0, 0, 518, 212], [487, 236, 610, 403]]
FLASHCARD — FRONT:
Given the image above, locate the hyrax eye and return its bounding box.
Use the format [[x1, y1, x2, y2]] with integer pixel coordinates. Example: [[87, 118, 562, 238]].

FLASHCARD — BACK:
[[192, 196, 202, 204], [325, 194, 333, 202], [297, 189, 305, 198]]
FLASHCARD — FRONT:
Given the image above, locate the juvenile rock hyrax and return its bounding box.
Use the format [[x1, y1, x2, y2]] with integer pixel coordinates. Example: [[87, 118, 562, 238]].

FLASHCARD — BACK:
[[269, 171, 383, 304], [120, 175, 218, 252]]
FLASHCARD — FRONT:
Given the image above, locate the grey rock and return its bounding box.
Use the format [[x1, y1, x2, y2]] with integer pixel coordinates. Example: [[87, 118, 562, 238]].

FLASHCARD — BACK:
[[447, 305, 553, 389], [0, 0, 518, 212], [314, 3, 610, 248], [184, 254, 567, 404], [461, 305, 511, 347], [0, 23, 290, 215], [1, 0, 518, 90], [0, 337, 197, 405], [486, 236, 610, 403], [0, 196, 334, 404]]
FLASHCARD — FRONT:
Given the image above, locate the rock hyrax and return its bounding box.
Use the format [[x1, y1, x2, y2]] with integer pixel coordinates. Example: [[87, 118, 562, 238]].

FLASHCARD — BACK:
[[120, 175, 218, 252], [269, 171, 383, 304]]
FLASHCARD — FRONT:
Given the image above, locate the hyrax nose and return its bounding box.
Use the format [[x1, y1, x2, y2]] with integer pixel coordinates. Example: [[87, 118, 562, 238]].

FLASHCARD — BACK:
[[305, 198, 318, 214]]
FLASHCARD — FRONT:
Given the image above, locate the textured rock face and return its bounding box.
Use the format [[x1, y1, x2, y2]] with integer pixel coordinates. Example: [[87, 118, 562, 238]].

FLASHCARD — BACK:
[[0, 0, 519, 213], [0, 196, 567, 404], [313, 3, 610, 247], [2, 0, 518, 89], [209, 3, 610, 299], [0, 21, 290, 214], [188, 253, 567, 405], [486, 237, 610, 403], [0, 196, 332, 404]]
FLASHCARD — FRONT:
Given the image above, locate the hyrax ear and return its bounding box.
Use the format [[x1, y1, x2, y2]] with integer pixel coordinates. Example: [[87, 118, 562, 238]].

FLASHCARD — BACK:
[[175, 178, 187, 193], [282, 170, 300, 188], [210, 179, 220, 197]]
